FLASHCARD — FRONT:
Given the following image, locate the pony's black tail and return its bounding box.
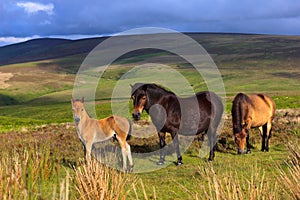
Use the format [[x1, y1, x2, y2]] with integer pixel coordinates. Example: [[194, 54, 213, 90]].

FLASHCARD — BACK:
[[126, 118, 132, 141]]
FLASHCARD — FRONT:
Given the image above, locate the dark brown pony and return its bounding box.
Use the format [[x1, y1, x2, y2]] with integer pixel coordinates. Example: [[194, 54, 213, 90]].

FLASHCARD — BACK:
[[131, 83, 224, 164], [231, 93, 276, 154], [71, 97, 133, 171]]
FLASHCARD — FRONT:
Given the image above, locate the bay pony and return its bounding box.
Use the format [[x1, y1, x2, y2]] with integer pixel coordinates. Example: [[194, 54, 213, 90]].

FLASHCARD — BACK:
[[231, 93, 276, 154]]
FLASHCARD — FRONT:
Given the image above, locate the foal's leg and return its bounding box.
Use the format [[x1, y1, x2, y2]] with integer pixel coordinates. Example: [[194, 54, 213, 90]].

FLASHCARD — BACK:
[[126, 142, 134, 172], [85, 142, 93, 163], [171, 133, 182, 165], [119, 140, 128, 172], [157, 132, 166, 165]]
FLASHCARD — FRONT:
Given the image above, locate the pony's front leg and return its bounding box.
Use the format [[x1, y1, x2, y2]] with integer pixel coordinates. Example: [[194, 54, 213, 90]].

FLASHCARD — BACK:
[[246, 129, 251, 154], [157, 132, 166, 165], [260, 125, 268, 152], [172, 133, 182, 165]]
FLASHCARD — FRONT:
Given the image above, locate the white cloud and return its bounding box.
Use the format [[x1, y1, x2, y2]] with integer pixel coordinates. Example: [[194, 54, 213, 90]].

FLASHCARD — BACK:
[[0, 36, 40, 46], [16, 2, 54, 15]]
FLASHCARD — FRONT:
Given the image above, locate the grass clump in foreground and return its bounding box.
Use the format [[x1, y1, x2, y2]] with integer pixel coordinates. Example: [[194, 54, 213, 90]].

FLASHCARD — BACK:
[[74, 159, 135, 200], [0, 147, 63, 199], [159, 142, 299, 200], [277, 142, 300, 199], [0, 140, 299, 199]]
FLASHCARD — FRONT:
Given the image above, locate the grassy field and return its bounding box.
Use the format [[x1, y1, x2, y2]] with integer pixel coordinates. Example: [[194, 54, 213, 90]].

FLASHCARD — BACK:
[[0, 33, 299, 199]]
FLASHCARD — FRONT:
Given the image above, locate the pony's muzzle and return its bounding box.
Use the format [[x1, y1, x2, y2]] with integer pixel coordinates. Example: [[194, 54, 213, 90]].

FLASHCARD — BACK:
[[237, 148, 247, 154], [132, 111, 141, 121]]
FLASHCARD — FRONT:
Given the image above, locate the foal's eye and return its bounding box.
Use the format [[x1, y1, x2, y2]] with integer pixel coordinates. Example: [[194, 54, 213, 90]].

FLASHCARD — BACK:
[[81, 108, 84, 111], [142, 96, 146, 100]]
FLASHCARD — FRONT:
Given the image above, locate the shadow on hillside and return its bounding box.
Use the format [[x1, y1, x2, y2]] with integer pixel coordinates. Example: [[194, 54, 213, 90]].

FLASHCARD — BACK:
[[0, 94, 19, 106]]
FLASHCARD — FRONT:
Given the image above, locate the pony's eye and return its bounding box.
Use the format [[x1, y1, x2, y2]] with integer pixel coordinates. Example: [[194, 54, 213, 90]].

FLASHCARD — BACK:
[[142, 96, 146, 100], [81, 108, 84, 111]]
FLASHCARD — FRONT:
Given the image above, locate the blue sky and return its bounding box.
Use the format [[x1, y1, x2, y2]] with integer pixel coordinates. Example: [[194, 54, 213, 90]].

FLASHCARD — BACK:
[[1, 0, 300, 46]]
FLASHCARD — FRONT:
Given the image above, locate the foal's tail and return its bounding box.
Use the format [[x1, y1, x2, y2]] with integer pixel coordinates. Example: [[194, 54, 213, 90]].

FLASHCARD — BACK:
[[126, 118, 132, 141]]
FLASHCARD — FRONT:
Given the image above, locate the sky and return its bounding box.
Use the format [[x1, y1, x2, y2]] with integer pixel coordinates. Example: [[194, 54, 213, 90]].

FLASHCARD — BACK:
[[1, 0, 300, 46]]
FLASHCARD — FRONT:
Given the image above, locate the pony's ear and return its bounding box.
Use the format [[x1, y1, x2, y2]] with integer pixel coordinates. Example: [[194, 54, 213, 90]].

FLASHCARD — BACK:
[[81, 97, 84, 103], [130, 84, 133, 88], [71, 98, 74, 104]]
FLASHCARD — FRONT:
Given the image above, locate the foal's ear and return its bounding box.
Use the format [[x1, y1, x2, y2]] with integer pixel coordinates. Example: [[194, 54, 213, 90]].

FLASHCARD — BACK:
[[71, 98, 74, 104], [81, 97, 84, 103]]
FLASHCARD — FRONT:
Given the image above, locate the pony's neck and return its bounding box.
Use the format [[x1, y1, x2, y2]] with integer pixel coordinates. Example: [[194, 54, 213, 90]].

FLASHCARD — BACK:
[[145, 85, 174, 111]]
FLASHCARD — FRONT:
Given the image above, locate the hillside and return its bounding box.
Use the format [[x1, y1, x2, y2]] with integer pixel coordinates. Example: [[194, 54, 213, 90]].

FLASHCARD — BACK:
[[0, 33, 299, 109], [1, 33, 300, 67], [0, 37, 107, 66]]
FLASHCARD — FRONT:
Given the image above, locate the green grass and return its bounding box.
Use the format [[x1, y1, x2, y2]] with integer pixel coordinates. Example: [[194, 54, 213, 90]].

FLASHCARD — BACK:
[[129, 146, 288, 199]]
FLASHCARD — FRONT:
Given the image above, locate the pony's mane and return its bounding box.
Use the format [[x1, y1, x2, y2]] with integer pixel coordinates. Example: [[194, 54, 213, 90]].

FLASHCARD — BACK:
[[147, 83, 175, 95], [131, 83, 174, 95], [231, 93, 251, 133]]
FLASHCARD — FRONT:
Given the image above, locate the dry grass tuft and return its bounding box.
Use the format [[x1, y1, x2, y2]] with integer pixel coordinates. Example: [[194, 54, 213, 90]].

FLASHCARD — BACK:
[[278, 142, 300, 199], [74, 159, 135, 200], [179, 163, 280, 200]]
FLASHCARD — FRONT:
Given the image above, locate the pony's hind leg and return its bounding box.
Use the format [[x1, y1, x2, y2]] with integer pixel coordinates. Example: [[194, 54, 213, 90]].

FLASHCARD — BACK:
[[261, 124, 269, 152], [265, 122, 272, 152], [207, 128, 216, 161], [172, 133, 182, 166], [157, 132, 166, 165]]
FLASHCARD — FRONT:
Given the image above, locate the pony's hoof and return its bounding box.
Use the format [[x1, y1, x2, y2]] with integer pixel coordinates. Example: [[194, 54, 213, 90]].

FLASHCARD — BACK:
[[246, 150, 251, 154], [265, 148, 269, 152], [157, 160, 164, 165], [176, 161, 183, 166]]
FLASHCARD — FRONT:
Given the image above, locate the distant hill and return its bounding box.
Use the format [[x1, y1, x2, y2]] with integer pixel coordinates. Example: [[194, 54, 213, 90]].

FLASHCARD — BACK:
[[0, 37, 107, 66], [1, 33, 300, 67], [0, 33, 299, 107]]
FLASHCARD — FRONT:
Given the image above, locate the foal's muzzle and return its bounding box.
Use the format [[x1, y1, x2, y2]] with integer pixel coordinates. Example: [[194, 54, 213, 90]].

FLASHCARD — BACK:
[[74, 116, 80, 124], [132, 111, 141, 121]]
